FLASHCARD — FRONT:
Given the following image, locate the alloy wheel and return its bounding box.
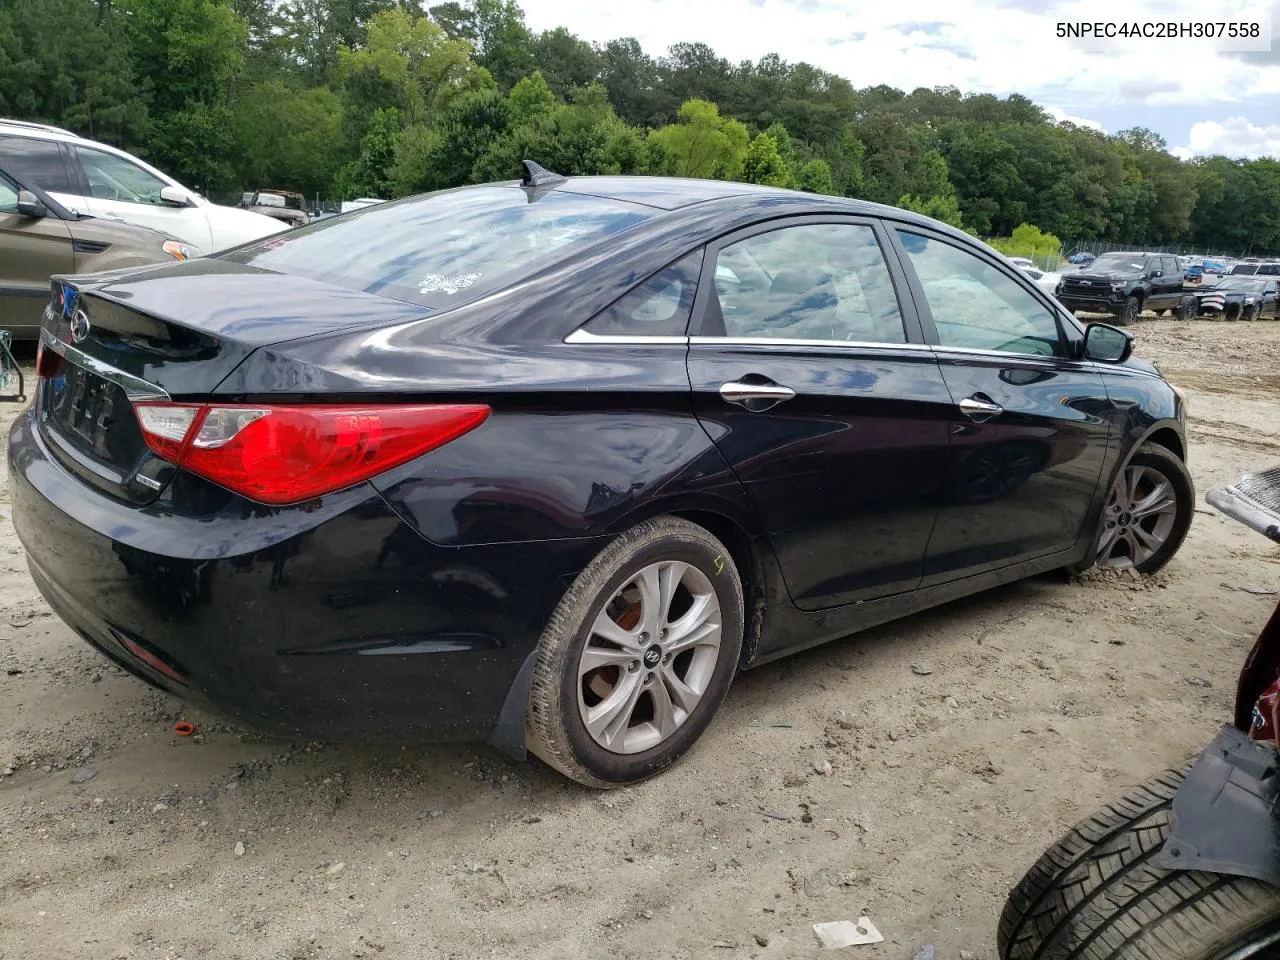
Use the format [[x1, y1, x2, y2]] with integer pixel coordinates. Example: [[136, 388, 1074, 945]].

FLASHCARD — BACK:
[[577, 561, 722, 755], [1096, 464, 1179, 568]]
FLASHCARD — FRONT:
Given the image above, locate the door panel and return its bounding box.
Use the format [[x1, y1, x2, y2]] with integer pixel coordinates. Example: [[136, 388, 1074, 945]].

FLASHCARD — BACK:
[[686, 217, 953, 612], [889, 227, 1111, 582], [923, 352, 1112, 580], [0, 174, 73, 334]]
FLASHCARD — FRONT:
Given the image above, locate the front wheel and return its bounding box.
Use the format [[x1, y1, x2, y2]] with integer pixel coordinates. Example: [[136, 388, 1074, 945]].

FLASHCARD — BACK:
[[1082, 442, 1194, 574], [525, 516, 744, 788], [998, 764, 1280, 960], [1116, 295, 1141, 326]]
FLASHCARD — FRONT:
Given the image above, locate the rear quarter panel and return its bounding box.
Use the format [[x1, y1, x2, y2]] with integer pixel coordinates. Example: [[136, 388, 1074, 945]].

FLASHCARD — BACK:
[[219, 338, 761, 548]]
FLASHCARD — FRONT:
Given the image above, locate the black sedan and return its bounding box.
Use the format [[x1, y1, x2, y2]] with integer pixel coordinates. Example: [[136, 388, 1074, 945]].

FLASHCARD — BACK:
[[1195, 274, 1280, 321], [7, 163, 1193, 787]]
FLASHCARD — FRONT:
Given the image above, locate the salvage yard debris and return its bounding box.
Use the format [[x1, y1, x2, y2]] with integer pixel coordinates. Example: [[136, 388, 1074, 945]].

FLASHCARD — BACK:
[[813, 917, 885, 948]]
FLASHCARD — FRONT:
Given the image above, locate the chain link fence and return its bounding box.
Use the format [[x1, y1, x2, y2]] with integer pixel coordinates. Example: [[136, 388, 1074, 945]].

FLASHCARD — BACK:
[[1058, 239, 1266, 262]]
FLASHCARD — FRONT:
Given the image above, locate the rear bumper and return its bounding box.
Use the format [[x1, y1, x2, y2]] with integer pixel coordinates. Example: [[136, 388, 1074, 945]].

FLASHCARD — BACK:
[[7, 406, 600, 745]]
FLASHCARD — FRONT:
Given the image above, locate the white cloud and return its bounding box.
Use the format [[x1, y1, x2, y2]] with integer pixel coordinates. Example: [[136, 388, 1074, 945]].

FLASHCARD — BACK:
[[1044, 106, 1105, 131], [1174, 116, 1280, 158], [517, 0, 1280, 111]]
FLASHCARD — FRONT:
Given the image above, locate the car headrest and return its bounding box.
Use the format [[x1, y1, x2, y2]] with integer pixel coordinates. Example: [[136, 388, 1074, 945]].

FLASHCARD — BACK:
[[769, 267, 833, 295]]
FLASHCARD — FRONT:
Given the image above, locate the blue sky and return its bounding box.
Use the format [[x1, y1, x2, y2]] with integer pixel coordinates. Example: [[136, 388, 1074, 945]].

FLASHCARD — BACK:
[[519, 0, 1280, 158]]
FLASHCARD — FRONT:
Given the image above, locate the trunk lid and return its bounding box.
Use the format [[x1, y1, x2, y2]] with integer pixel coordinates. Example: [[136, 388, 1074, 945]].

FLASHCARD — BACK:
[[36, 259, 428, 505]]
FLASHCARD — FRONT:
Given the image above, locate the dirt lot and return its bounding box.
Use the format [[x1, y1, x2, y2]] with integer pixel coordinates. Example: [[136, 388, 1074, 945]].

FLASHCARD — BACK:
[[1, 320, 1278, 960]]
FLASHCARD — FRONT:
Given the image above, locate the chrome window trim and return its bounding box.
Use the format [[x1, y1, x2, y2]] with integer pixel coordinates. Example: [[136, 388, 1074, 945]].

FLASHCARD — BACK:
[[563, 328, 689, 345], [688, 335, 934, 352], [40, 327, 170, 400], [926, 343, 1074, 363]]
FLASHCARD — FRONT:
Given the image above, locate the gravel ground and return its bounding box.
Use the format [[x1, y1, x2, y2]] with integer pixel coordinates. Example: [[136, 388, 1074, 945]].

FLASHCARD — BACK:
[[1, 319, 1279, 960]]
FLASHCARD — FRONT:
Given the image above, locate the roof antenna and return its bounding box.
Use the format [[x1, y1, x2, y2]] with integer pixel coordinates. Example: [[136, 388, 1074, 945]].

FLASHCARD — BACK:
[[521, 160, 566, 189]]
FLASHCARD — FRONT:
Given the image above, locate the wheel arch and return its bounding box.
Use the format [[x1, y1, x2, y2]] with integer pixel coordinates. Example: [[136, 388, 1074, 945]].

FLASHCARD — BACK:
[[603, 494, 771, 670], [667, 508, 768, 670], [1144, 424, 1186, 462], [1076, 416, 1189, 570], [487, 498, 773, 762]]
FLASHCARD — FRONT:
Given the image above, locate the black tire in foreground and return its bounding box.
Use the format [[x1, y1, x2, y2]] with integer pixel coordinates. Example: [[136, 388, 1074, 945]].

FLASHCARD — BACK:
[[998, 764, 1280, 960], [525, 516, 745, 788]]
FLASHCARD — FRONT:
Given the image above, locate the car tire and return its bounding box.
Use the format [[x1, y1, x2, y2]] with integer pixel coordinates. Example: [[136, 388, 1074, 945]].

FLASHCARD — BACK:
[[1073, 442, 1194, 575], [525, 516, 745, 788], [1116, 295, 1141, 325], [1176, 296, 1197, 322], [997, 763, 1280, 960]]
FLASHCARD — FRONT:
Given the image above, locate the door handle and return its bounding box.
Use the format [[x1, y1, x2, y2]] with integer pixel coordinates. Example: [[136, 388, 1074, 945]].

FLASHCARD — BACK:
[[959, 395, 1003, 421], [719, 380, 796, 405]]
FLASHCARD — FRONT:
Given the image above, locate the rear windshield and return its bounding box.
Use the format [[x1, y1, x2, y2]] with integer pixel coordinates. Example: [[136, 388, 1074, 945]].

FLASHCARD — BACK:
[[221, 185, 654, 309]]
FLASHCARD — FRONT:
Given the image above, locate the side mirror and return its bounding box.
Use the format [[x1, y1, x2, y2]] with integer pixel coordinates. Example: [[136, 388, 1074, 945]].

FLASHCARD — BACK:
[[1083, 322, 1133, 363], [159, 185, 192, 207], [16, 189, 46, 218]]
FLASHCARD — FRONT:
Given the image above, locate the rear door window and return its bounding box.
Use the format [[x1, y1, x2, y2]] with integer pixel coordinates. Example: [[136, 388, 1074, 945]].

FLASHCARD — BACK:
[[0, 136, 75, 193], [702, 221, 907, 344]]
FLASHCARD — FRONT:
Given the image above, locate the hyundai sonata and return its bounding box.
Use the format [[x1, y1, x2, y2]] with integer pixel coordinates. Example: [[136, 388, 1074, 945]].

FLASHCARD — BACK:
[[7, 162, 1192, 787]]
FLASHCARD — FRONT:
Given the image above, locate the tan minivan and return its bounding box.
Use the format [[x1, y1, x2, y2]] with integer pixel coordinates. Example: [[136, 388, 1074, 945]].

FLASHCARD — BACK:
[[1, 165, 195, 340]]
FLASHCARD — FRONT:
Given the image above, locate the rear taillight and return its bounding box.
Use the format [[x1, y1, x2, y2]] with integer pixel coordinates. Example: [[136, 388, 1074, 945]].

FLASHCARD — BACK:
[[35, 340, 62, 379], [132, 402, 490, 505]]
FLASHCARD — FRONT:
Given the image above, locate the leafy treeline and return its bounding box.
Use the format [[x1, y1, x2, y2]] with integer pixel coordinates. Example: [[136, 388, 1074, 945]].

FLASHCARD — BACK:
[[2, 0, 1278, 252]]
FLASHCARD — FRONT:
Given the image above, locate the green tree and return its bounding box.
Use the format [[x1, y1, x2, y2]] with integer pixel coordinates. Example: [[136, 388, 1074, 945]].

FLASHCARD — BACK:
[[646, 98, 748, 180], [898, 193, 966, 230], [987, 223, 1062, 259], [0, 0, 147, 147], [470, 0, 533, 90], [824, 125, 866, 197], [530, 27, 600, 99], [507, 70, 556, 125], [334, 105, 400, 198], [473, 84, 640, 181], [597, 37, 664, 127], [230, 80, 345, 196], [118, 0, 248, 189], [763, 121, 796, 179], [741, 132, 789, 186], [337, 8, 481, 126], [795, 157, 835, 195]]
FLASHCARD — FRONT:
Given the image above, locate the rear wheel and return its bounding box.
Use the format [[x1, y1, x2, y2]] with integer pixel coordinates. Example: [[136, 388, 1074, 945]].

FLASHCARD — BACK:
[[1079, 442, 1193, 575], [998, 764, 1280, 960], [526, 516, 744, 788], [1176, 297, 1198, 322]]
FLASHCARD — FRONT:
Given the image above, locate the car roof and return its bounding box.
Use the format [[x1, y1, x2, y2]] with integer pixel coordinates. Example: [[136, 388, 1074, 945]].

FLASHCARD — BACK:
[[554, 176, 797, 210], [547, 175, 963, 239]]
